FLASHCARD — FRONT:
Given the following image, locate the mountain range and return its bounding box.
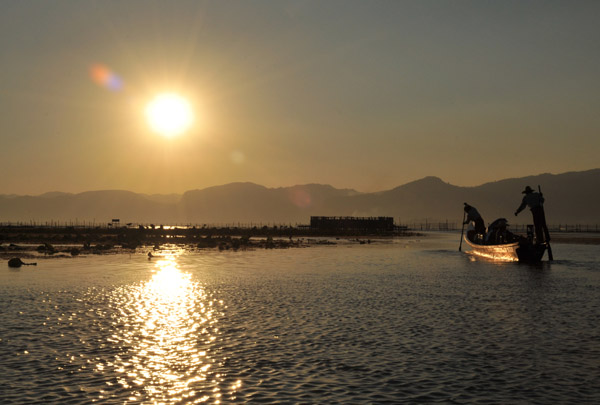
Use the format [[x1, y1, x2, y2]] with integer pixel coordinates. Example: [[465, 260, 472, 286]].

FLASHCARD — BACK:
[[1, 169, 599, 225]]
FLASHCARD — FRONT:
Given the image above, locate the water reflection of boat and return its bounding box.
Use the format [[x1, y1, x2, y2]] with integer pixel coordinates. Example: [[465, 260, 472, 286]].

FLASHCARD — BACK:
[[463, 218, 546, 263]]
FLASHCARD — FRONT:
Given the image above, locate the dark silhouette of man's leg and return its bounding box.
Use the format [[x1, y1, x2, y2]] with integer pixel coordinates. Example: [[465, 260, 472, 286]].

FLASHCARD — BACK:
[[532, 207, 545, 244]]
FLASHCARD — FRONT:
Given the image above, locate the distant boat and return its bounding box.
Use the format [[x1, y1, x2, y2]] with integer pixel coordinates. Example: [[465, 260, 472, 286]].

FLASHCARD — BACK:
[[463, 218, 546, 263]]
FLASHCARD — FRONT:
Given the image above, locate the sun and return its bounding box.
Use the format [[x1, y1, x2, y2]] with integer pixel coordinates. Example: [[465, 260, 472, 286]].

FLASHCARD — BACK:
[[145, 93, 194, 137]]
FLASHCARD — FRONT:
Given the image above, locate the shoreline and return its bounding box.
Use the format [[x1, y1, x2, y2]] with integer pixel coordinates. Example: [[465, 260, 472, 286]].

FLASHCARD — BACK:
[[0, 224, 421, 263], [1, 234, 422, 263], [3, 228, 598, 264], [420, 230, 600, 245], [546, 233, 600, 245]]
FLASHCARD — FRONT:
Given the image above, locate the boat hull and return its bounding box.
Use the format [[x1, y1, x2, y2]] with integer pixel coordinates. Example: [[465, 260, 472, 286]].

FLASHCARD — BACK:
[[464, 235, 546, 263], [515, 243, 547, 263]]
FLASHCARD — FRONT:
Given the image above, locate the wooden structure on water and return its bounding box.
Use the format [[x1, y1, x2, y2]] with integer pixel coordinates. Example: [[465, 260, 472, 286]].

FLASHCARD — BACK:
[[310, 216, 394, 234]]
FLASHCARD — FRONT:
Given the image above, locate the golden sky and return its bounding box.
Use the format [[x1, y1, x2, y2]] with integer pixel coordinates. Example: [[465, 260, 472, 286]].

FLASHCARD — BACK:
[[1, 1, 599, 195]]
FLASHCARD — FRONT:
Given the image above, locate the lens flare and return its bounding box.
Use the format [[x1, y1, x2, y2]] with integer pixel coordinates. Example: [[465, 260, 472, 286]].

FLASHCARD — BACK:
[[90, 64, 123, 91], [288, 188, 312, 208], [230, 150, 245, 165]]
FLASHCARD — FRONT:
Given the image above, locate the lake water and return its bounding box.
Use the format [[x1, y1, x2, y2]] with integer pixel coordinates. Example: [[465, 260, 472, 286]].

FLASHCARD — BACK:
[[1, 233, 599, 404]]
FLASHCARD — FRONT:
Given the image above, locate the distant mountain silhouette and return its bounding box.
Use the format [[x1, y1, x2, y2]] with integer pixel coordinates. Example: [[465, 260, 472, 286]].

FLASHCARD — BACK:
[[181, 182, 359, 224], [142, 193, 182, 205], [1, 169, 599, 225], [0, 190, 177, 225], [38, 191, 74, 199]]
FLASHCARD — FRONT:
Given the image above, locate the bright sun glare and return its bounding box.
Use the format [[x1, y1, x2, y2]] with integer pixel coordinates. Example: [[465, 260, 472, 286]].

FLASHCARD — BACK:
[[145, 93, 193, 137]]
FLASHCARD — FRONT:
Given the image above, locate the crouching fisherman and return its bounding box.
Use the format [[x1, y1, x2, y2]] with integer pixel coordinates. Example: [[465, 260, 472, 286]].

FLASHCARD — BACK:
[[464, 203, 486, 241], [484, 218, 518, 244]]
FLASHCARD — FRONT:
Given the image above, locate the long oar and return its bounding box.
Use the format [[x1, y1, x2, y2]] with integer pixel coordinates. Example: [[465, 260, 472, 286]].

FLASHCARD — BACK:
[[538, 185, 554, 260], [544, 217, 554, 261], [459, 211, 466, 251]]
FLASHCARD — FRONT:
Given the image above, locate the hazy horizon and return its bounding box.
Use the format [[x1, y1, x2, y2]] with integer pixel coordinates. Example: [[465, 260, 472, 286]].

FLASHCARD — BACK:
[[2, 1, 599, 195], [1, 167, 597, 197]]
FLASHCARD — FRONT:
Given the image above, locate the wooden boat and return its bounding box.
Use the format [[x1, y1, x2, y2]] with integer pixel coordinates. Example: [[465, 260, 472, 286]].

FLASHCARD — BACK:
[[464, 233, 546, 263], [463, 219, 546, 263]]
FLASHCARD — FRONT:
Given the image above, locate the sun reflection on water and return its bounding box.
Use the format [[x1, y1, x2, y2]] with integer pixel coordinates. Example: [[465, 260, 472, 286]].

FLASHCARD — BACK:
[[96, 254, 233, 403]]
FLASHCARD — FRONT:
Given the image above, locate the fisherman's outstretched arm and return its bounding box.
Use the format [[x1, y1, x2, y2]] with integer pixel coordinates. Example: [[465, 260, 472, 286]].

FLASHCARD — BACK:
[[515, 198, 527, 216]]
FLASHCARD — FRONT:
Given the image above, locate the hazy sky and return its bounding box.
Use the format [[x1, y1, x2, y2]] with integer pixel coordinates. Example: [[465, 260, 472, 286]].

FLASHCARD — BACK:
[[2, 0, 599, 195]]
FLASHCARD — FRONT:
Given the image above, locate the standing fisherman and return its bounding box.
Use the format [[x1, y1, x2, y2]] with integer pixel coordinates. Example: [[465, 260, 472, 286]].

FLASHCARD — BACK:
[[514, 186, 549, 244]]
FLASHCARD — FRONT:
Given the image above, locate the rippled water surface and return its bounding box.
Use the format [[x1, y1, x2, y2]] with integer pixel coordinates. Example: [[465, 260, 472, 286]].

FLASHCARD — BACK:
[[1, 234, 599, 404]]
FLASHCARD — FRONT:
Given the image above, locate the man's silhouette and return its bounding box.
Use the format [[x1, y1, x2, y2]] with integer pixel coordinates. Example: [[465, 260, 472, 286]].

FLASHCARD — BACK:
[[515, 186, 549, 244]]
